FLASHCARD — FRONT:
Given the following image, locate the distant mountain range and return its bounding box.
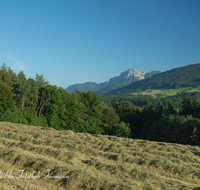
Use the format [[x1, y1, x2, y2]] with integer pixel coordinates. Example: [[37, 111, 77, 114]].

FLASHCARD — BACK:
[[106, 63, 200, 95], [65, 69, 162, 93]]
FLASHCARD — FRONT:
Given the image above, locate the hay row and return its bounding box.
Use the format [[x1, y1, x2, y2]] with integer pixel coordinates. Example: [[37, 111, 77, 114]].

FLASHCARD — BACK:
[[0, 122, 200, 189]]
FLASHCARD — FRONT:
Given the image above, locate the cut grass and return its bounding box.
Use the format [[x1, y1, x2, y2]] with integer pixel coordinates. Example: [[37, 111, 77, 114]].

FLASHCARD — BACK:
[[0, 122, 200, 189]]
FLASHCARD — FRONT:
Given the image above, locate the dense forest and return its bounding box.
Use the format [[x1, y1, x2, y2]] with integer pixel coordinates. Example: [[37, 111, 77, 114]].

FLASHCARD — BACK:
[[100, 92, 200, 109], [0, 63, 200, 146]]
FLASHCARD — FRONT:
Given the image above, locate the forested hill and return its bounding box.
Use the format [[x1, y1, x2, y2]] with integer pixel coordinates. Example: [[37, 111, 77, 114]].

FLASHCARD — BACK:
[[65, 82, 100, 93], [105, 63, 200, 95]]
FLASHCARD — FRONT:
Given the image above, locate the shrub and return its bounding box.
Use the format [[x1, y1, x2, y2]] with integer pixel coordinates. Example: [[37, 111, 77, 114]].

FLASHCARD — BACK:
[[111, 122, 132, 138], [1, 106, 28, 124]]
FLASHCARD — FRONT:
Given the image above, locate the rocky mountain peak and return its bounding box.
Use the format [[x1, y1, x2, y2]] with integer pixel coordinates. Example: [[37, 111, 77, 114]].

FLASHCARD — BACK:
[[65, 68, 162, 93]]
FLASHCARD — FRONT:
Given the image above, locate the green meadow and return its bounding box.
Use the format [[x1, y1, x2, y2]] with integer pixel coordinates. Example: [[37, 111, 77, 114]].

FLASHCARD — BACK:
[[131, 87, 200, 97]]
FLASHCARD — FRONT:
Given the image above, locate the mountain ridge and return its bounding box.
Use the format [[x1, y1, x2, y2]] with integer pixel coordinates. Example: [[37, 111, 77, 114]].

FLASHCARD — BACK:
[[106, 63, 200, 95], [65, 69, 162, 93]]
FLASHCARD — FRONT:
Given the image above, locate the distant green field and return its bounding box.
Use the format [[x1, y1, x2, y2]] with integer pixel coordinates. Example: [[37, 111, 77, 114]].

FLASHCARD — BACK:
[[131, 87, 200, 97]]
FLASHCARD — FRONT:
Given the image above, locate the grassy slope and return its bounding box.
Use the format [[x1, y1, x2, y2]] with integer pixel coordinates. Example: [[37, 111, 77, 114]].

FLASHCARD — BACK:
[[0, 122, 200, 190], [106, 63, 200, 95], [131, 87, 200, 97]]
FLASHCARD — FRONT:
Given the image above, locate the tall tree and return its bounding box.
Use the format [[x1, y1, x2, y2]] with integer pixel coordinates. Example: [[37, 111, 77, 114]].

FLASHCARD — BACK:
[[113, 101, 138, 119], [102, 106, 120, 126], [42, 85, 68, 130], [17, 70, 26, 82], [0, 79, 15, 117], [35, 73, 49, 89], [194, 99, 200, 119], [157, 103, 164, 118], [27, 78, 39, 110], [17, 80, 31, 112], [0, 63, 15, 88], [81, 91, 104, 134], [36, 86, 52, 117], [179, 98, 193, 116], [165, 100, 177, 116], [140, 103, 155, 139]]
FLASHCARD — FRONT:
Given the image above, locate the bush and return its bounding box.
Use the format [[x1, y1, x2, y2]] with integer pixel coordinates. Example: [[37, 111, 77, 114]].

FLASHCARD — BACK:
[[22, 107, 48, 127], [102, 124, 113, 135], [112, 122, 132, 138], [1, 106, 28, 124]]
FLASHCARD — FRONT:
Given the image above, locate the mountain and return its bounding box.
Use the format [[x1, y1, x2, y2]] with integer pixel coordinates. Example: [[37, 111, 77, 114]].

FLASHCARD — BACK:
[[65, 82, 100, 93], [96, 82, 132, 95], [65, 69, 162, 93], [106, 63, 200, 95]]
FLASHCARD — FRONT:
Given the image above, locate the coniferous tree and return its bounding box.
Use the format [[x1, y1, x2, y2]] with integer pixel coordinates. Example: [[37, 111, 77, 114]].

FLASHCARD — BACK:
[[194, 99, 200, 119], [179, 98, 194, 117], [154, 106, 160, 120], [140, 103, 155, 139], [165, 100, 177, 116], [121, 112, 141, 138], [186, 98, 193, 115], [159, 103, 164, 116], [179, 98, 187, 116]]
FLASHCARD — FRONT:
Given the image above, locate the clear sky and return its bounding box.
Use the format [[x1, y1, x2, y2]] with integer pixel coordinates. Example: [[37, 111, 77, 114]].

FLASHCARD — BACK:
[[1, 0, 200, 89]]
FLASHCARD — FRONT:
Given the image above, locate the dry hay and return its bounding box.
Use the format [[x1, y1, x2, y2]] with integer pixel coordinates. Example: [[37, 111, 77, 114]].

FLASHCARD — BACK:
[[0, 122, 200, 190]]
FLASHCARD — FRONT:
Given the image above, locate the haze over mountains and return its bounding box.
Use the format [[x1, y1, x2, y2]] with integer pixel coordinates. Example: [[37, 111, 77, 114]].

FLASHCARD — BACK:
[[65, 69, 162, 93]]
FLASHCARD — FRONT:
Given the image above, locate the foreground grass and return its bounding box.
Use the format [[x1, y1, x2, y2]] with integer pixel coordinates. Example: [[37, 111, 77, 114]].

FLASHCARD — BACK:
[[0, 122, 200, 189]]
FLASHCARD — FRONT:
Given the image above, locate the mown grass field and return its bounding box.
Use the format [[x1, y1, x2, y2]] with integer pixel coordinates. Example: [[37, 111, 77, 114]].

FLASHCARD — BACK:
[[0, 122, 200, 190], [131, 87, 200, 97]]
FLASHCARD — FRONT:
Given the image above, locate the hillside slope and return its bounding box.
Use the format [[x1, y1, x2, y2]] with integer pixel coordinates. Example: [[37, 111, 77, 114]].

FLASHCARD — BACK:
[[96, 82, 131, 95], [65, 82, 100, 93], [106, 63, 200, 95], [0, 122, 200, 190], [65, 69, 161, 93]]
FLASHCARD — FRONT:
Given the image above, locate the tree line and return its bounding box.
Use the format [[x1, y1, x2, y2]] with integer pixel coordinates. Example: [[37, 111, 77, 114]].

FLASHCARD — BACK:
[[100, 92, 200, 109], [0, 63, 200, 146], [112, 99, 200, 145]]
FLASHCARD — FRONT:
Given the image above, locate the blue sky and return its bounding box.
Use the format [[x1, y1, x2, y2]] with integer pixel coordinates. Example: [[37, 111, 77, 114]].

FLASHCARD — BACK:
[[1, 0, 200, 89]]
